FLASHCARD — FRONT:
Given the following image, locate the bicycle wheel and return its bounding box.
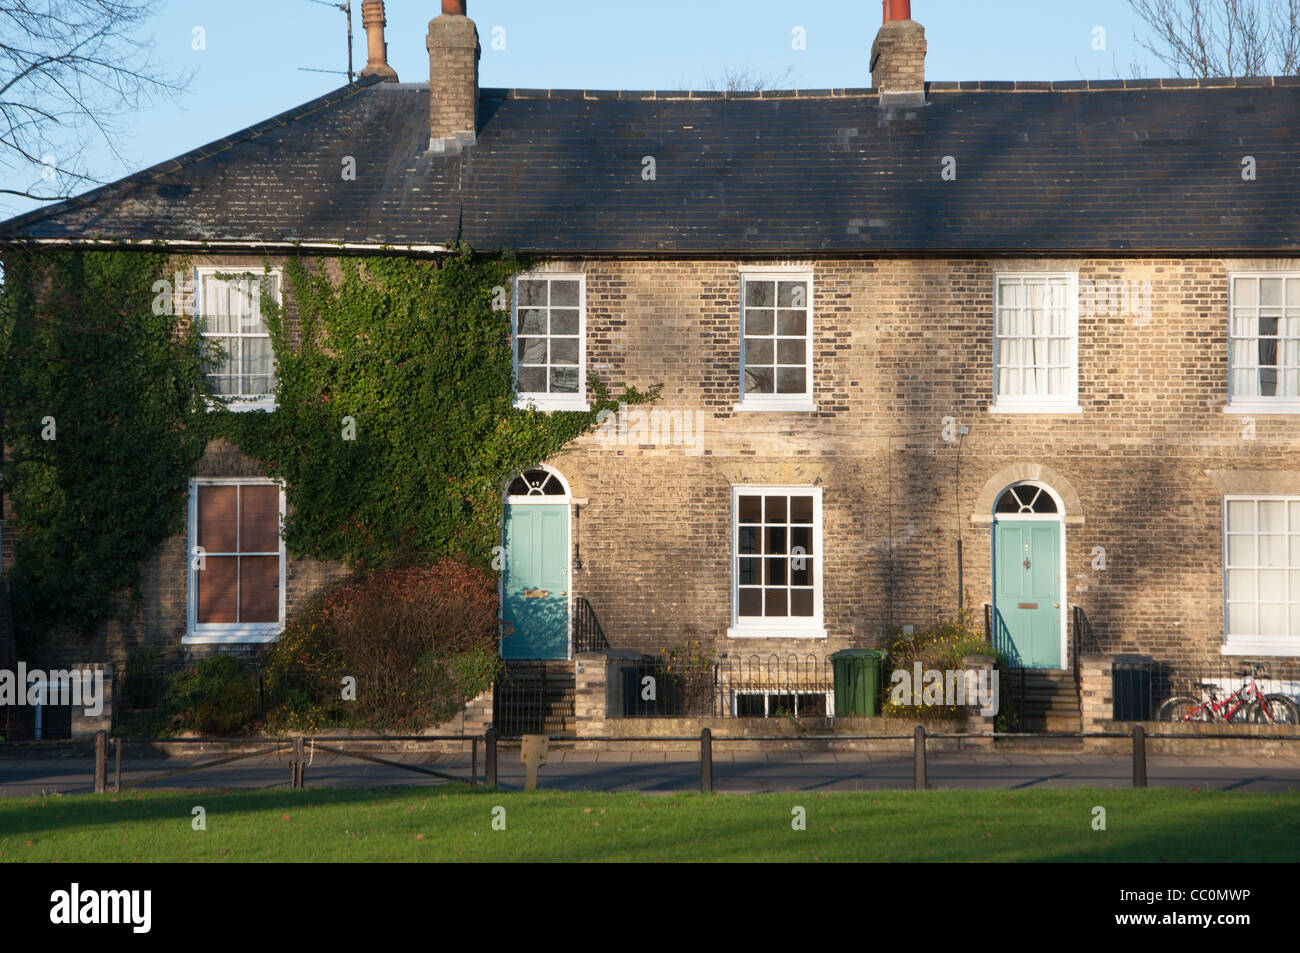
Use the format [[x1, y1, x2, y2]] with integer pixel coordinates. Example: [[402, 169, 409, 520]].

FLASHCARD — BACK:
[[1156, 696, 1205, 723], [1248, 694, 1300, 725]]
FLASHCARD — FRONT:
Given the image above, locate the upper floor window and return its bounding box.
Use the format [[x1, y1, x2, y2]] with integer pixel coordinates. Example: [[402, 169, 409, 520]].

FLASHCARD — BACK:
[[196, 268, 280, 411], [729, 486, 825, 639], [513, 274, 587, 411], [1228, 274, 1300, 413], [186, 479, 284, 644], [736, 271, 815, 412], [1223, 496, 1300, 656], [992, 274, 1079, 414]]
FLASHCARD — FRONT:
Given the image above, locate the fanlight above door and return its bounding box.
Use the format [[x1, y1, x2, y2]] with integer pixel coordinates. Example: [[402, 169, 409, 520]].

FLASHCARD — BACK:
[[994, 483, 1058, 515]]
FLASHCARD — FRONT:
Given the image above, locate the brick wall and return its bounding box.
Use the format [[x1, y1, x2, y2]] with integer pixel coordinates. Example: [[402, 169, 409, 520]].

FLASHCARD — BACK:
[[553, 256, 1300, 678], [17, 253, 1300, 688]]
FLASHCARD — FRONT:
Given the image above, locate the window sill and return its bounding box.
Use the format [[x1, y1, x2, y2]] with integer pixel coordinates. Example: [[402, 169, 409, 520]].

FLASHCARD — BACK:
[[989, 403, 1082, 415], [733, 399, 818, 413], [206, 397, 277, 413], [1221, 639, 1300, 657], [514, 395, 590, 413], [727, 624, 827, 640], [1224, 403, 1300, 415], [184, 625, 283, 645]]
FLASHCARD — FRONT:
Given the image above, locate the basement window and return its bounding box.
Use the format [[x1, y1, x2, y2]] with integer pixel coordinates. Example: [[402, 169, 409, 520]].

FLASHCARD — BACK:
[[735, 271, 816, 412], [733, 691, 830, 717], [196, 268, 280, 412], [1226, 275, 1300, 413], [512, 274, 589, 412]]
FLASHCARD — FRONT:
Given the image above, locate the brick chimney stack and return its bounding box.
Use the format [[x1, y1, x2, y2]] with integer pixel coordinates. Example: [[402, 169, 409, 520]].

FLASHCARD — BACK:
[[871, 0, 926, 104], [360, 0, 398, 82], [427, 0, 481, 153]]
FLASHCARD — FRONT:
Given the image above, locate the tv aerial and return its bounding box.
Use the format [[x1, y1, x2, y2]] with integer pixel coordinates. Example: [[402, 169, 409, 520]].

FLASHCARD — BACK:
[[297, 0, 355, 84]]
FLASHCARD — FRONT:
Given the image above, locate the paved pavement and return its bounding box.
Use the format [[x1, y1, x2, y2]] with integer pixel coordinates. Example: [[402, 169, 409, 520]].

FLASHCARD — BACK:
[[4, 748, 1300, 795]]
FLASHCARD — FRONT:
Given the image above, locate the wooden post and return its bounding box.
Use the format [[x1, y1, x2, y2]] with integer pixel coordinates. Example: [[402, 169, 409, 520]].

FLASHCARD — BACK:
[[1132, 724, 1147, 788], [291, 736, 305, 789], [471, 737, 478, 787], [913, 724, 927, 790], [113, 737, 122, 793], [700, 728, 713, 793], [521, 734, 548, 791], [93, 730, 107, 794], [485, 726, 498, 788]]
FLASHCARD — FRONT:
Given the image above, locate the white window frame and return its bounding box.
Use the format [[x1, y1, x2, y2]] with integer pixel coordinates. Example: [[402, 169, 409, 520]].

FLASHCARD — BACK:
[[728, 485, 826, 639], [1224, 273, 1300, 415], [511, 273, 589, 412], [735, 267, 817, 413], [1221, 494, 1300, 657], [185, 477, 286, 644], [195, 267, 281, 413], [991, 272, 1081, 414]]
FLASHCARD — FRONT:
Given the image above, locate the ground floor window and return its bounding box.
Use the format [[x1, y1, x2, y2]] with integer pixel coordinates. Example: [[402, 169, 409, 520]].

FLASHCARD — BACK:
[[186, 479, 285, 643], [1224, 495, 1300, 655], [729, 486, 825, 639]]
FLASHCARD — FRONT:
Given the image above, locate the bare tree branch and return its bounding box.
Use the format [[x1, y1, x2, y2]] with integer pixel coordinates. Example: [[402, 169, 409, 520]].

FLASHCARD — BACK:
[[0, 0, 191, 213], [706, 65, 798, 93], [1129, 0, 1300, 76]]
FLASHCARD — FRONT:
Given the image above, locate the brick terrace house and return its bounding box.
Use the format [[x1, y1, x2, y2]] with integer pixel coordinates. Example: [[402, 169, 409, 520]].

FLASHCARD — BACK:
[[2, 0, 1300, 732]]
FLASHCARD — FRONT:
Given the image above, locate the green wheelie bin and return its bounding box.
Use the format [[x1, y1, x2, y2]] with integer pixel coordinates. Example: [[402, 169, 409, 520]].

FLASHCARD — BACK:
[[829, 649, 886, 717]]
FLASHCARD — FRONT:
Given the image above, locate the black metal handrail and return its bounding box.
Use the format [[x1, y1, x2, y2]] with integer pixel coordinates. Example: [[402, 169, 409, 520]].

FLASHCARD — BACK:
[[573, 596, 608, 653]]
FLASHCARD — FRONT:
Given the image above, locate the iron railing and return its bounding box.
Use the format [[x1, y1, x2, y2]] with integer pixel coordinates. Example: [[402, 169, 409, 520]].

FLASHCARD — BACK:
[[1110, 656, 1300, 723], [615, 654, 834, 718], [492, 662, 574, 736]]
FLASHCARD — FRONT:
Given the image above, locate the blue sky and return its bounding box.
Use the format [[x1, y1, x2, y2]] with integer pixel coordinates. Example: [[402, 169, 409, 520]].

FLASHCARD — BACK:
[[4, 0, 1163, 218]]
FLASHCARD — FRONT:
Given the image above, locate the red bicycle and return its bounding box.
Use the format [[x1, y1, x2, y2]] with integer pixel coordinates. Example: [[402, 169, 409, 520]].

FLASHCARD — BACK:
[[1156, 663, 1299, 725]]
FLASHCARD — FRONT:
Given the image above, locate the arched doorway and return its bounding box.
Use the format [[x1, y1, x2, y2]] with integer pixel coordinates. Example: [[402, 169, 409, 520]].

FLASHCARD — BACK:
[[500, 465, 572, 660], [991, 481, 1066, 669]]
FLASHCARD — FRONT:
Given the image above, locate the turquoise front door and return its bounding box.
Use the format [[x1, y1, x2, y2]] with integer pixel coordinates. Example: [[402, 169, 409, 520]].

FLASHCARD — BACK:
[[501, 504, 569, 659], [993, 520, 1062, 668]]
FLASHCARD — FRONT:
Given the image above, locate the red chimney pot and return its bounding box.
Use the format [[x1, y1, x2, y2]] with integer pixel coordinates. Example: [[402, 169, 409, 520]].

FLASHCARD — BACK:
[[882, 0, 911, 23], [442, 0, 466, 15]]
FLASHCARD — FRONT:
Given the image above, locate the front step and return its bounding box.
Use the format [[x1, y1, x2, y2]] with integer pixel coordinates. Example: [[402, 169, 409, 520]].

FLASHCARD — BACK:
[[1009, 669, 1081, 733], [494, 661, 575, 737]]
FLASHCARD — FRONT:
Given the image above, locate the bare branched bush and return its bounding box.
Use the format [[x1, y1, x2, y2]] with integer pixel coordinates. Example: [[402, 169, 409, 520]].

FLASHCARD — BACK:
[[1129, 0, 1300, 77]]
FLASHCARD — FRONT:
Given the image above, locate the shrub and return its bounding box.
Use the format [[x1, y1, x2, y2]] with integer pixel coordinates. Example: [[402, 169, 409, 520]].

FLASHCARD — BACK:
[[260, 587, 348, 734], [655, 641, 715, 716], [159, 655, 259, 736], [263, 558, 504, 732], [882, 608, 1003, 722]]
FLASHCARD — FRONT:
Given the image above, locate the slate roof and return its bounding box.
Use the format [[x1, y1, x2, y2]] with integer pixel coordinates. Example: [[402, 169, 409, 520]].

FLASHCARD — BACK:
[[2, 74, 1300, 255]]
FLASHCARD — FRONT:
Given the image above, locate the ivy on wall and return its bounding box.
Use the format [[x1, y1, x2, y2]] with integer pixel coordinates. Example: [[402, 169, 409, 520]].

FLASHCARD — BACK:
[[222, 243, 654, 570], [0, 242, 653, 642], [0, 249, 213, 641]]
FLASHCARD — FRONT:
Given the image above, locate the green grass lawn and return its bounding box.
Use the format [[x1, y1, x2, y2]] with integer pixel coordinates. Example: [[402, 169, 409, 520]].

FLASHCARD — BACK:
[[1, 786, 1297, 862]]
